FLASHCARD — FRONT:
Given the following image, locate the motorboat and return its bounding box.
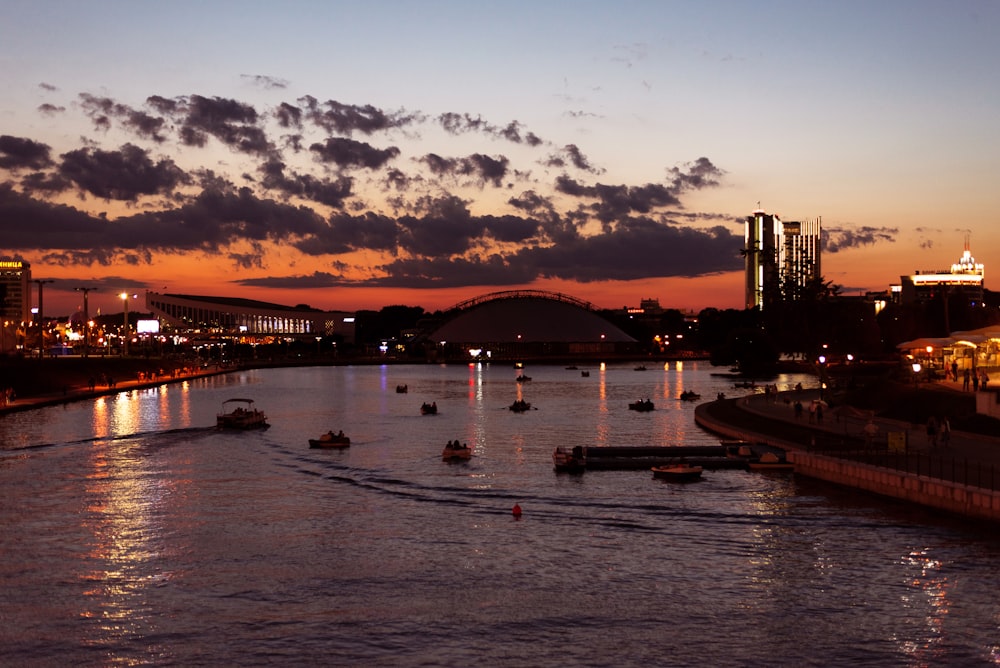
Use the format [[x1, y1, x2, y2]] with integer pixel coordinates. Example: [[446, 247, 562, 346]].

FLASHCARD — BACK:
[[748, 452, 794, 472], [651, 463, 703, 482], [216, 398, 269, 430], [581, 371, 590, 377], [442, 440, 472, 460], [396, 384, 408, 393], [421, 402, 438, 415], [679, 390, 701, 401], [516, 375, 532, 383], [628, 399, 655, 411], [309, 431, 350, 448], [509, 399, 531, 412], [553, 445, 586, 473]]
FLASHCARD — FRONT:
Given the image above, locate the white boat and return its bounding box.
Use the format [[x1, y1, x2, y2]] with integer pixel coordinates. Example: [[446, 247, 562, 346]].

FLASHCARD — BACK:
[[651, 463, 703, 482], [216, 398, 269, 430]]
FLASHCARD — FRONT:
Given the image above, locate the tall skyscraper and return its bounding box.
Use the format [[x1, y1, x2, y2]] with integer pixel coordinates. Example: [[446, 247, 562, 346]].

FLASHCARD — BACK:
[[744, 209, 821, 310], [0, 258, 31, 323]]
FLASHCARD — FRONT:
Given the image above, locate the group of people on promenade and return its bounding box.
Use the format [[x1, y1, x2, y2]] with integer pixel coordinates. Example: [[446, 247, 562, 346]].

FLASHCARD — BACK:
[[925, 414, 952, 449], [949, 360, 991, 391]]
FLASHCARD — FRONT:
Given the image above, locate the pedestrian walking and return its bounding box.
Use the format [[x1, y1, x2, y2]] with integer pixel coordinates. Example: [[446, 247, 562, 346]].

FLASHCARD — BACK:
[[926, 415, 939, 448], [952, 360, 959, 382], [939, 416, 951, 448], [973, 371, 980, 392], [981, 370, 990, 390], [963, 368, 971, 391]]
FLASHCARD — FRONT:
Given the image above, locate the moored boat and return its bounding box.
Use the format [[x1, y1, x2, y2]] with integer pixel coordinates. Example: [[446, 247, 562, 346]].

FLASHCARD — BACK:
[[553, 445, 587, 473], [309, 430, 350, 448], [216, 398, 269, 430], [748, 452, 794, 472], [651, 462, 703, 482]]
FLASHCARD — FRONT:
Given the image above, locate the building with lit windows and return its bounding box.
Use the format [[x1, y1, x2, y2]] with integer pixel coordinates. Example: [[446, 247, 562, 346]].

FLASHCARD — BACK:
[[892, 241, 985, 306], [744, 209, 822, 310], [144, 292, 355, 343], [0, 259, 31, 352]]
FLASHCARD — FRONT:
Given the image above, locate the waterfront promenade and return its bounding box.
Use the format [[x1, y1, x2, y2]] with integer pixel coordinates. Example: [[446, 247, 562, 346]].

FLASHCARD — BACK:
[[697, 382, 1000, 522]]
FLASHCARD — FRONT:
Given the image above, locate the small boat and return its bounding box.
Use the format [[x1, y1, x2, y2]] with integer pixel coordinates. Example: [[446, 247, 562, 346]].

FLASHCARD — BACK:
[[581, 371, 590, 377], [723, 441, 755, 459], [509, 399, 531, 412], [553, 446, 586, 473], [309, 431, 350, 448], [442, 440, 472, 460], [216, 398, 269, 429], [679, 390, 701, 401], [651, 463, 703, 482], [421, 402, 438, 415], [634, 365, 647, 371], [516, 375, 532, 383], [396, 384, 408, 393], [748, 452, 794, 472], [628, 399, 655, 412]]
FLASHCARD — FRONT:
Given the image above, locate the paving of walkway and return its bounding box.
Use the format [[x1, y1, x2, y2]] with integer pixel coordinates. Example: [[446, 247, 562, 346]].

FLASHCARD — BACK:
[[698, 383, 1000, 470]]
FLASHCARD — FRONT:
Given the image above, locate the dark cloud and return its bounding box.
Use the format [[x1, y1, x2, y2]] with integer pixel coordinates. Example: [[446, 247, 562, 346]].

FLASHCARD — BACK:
[[309, 137, 400, 170], [188, 95, 270, 155], [275, 102, 303, 129], [822, 226, 898, 253], [0, 135, 53, 170], [299, 96, 421, 135], [438, 112, 543, 146], [58, 143, 186, 200], [38, 103, 65, 115], [419, 152, 509, 186], [259, 159, 354, 207], [39, 82, 57, 92], [241, 74, 289, 89], [545, 144, 601, 173]]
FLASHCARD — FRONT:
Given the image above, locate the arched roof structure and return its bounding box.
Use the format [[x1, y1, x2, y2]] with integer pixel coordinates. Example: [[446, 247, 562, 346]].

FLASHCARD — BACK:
[[427, 290, 635, 344]]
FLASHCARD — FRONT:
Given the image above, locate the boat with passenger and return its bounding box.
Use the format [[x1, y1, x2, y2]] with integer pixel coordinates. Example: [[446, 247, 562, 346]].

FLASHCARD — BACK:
[[628, 398, 655, 412], [309, 430, 350, 448], [651, 462, 703, 482], [509, 399, 531, 412], [216, 398, 269, 430], [421, 402, 438, 415], [553, 445, 587, 473], [396, 384, 408, 393], [442, 440, 472, 460], [679, 390, 701, 401]]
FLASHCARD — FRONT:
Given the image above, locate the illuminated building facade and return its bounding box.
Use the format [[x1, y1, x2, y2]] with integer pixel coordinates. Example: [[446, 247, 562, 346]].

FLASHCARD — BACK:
[[744, 209, 822, 310], [0, 259, 31, 352], [893, 241, 985, 306], [145, 292, 356, 343]]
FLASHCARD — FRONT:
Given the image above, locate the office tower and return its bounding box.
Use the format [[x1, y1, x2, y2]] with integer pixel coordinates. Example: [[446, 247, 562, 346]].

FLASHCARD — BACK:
[[744, 209, 821, 310]]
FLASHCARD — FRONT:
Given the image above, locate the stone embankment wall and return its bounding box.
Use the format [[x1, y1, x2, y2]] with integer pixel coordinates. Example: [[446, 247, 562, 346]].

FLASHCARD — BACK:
[[789, 452, 1000, 523]]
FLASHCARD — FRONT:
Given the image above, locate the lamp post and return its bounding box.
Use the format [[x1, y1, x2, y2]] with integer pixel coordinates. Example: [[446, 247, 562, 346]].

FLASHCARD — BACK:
[[33, 279, 54, 360], [120, 292, 134, 356], [74, 287, 95, 357]]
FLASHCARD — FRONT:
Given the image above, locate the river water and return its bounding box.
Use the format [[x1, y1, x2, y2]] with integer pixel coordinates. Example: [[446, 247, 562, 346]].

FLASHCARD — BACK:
[[2, 362, 1000, 666]]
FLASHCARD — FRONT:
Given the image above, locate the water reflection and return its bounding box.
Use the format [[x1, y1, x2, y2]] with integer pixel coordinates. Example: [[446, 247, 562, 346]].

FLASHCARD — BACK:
[[79, 437, 171, 661]]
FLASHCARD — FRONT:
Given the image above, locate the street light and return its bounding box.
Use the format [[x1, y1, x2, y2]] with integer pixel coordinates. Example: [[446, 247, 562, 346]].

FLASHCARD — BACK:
[[33, 279, 54, 360], [120, 292, 135, 356], [74, 287, 96, 357]]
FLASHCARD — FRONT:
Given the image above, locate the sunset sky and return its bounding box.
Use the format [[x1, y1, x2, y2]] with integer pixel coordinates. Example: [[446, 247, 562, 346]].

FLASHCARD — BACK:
[[1, 1, 998, 318]]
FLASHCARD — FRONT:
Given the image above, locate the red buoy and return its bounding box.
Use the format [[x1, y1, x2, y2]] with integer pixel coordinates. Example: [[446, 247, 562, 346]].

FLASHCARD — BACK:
[[512, 503, 522, 518]]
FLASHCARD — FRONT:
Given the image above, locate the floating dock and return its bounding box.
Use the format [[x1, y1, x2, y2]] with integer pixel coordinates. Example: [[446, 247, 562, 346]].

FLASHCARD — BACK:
[[577, 442, 790, 471]]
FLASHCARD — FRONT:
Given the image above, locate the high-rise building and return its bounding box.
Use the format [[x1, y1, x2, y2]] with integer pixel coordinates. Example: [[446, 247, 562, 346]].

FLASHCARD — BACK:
[[744, 209, 822, 310], [0, 259, 31, 352], [0, 259, 31, 322]]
